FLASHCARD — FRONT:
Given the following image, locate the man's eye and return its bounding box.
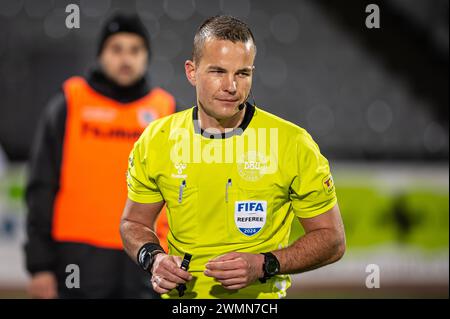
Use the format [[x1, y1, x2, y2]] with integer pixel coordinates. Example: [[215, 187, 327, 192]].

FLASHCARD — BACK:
[[238, 72, 250, 77], [112, 47, 122, 53], [211, 70, 224, 73]]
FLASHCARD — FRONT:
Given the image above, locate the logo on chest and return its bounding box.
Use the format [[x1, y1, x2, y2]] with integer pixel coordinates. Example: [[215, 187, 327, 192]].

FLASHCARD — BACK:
[[171, 162, 187, 179], [234, 200, 267, 236]]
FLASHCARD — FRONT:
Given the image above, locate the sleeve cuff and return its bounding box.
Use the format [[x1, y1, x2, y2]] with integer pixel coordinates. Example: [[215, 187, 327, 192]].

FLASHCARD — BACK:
[[127, 191, 164, 204], [293, 196, 338, 219]]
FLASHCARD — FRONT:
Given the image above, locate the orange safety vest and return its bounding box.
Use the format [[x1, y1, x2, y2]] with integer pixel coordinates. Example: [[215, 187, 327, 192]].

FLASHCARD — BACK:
[[52, 76, 173, 251]]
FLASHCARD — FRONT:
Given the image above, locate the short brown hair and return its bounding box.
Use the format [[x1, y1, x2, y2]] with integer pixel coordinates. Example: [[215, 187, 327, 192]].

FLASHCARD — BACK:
[[192, 15, 256, 63]]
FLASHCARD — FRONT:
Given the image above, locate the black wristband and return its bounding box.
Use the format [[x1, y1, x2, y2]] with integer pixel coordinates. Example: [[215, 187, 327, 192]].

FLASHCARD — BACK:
[[259, 252, 280, 283], [137, 243, 165, 270]]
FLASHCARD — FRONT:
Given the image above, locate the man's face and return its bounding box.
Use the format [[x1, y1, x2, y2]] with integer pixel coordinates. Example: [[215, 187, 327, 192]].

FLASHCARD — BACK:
[[185, 38, 256, 121], [99, 32, 148, 87]]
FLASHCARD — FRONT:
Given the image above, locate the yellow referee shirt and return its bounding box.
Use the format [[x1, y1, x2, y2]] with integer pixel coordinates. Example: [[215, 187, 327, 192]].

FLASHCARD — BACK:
[[126, 104, 337, 299]]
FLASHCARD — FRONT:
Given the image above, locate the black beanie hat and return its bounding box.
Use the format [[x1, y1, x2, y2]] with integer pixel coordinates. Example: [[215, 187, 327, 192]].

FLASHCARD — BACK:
[[97, 13, 150, 57]]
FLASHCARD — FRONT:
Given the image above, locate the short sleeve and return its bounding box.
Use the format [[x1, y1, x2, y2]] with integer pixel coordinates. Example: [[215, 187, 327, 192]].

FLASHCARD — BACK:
[[289, 130, 337, 218], [126, 136, 164, 204]]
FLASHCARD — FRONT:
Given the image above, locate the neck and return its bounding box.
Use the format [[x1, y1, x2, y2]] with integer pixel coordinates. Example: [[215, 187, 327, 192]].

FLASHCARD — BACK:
[[197, 103, 246, 134]]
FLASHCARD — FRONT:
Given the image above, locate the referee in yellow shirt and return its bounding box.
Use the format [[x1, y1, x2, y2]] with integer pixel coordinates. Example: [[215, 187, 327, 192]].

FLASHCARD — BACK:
[[120, 15, 346, 299]]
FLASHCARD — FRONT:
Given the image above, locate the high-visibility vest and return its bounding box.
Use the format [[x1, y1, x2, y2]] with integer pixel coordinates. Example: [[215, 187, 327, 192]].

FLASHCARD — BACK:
[[52, 76, 174, 250]]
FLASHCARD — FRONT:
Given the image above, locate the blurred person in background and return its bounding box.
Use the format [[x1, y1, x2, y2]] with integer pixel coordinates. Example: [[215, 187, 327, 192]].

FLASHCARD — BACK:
[[24, 13, 175, 299]]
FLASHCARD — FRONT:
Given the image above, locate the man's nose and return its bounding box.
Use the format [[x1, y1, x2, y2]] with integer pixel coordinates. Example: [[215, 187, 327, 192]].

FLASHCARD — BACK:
[[122, 52, 134, 65], [222, 75, 237, 94]]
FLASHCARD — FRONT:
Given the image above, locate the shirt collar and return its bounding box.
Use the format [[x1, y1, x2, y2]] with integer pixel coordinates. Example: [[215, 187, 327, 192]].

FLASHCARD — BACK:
[[192, 102, 255, 139]]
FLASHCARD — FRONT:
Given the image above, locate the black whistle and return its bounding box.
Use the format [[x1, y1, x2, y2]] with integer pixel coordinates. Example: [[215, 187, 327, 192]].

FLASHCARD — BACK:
[[177, 253, 192, 297]]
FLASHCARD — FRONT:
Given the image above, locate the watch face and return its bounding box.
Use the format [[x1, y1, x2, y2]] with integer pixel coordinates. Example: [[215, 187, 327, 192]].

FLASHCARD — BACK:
[[266, 259, 279, 274], [142, 251, 152, 271], [139, 249, 152, 270], [265, 255, 279, 276]]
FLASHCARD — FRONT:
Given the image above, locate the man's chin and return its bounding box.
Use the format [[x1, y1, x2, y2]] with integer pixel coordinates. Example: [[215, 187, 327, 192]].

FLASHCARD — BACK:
[[214, 107, 243, 121], [199, 100, 243, 121]]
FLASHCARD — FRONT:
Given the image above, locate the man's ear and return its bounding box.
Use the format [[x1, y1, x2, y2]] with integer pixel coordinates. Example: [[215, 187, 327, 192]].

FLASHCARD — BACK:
[[185, 60, 196, 86]]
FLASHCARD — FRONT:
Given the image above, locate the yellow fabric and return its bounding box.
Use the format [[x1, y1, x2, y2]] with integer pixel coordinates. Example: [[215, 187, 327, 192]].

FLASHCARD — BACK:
[[127, 106, 337, 298]]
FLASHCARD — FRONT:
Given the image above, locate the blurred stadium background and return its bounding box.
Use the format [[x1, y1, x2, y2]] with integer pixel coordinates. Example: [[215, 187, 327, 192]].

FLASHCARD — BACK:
[[0, 0, 448, 298]]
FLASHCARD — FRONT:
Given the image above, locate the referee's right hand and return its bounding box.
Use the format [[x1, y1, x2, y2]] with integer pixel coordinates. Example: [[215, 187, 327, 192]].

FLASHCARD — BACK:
[[150, 254, 193, 294]]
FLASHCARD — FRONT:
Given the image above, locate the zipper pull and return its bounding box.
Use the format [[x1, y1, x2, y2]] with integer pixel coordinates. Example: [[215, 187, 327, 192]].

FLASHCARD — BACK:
[[225, 178, 232, 203], [178, 180, 186, 203]]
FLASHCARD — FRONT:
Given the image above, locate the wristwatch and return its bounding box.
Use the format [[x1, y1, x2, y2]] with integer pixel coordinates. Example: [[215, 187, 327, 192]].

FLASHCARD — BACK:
[[137, 243, 165, 274], [259, 252, 280, 283]]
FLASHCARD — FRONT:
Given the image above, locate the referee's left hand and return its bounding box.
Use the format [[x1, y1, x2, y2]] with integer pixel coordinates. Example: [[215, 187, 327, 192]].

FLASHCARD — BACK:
[[204, 252, 264, 290]]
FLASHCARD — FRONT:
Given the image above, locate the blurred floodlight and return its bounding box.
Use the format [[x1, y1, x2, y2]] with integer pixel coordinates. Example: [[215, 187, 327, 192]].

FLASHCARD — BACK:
[[43, 8, 70, 39], [163, 0, 195, 21], [270, 13, 300, 44], [366, 100, 394, 133]]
